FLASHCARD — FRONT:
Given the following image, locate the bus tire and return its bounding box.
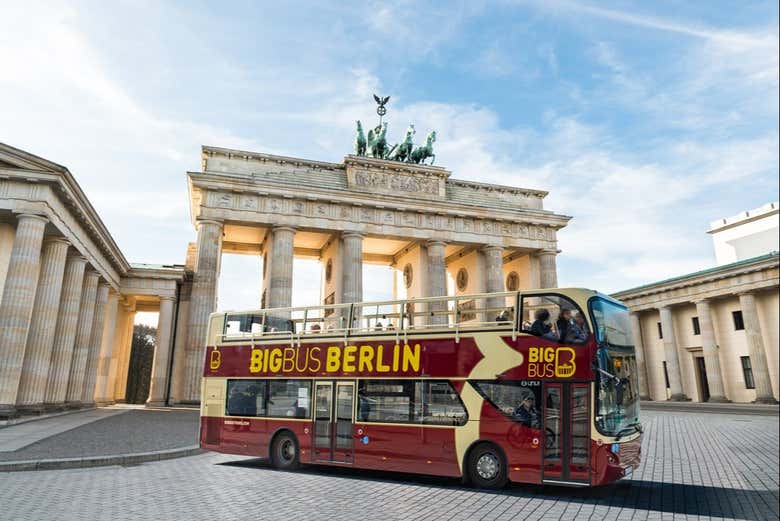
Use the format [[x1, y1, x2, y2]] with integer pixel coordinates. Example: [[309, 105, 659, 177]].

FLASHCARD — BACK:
[[270, 431, 300, 470], [467, 443, 508, 490]]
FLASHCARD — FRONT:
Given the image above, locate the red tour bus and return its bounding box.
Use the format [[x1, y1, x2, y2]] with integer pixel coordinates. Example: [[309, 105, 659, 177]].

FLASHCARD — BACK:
[[199, 289, 641, 488]]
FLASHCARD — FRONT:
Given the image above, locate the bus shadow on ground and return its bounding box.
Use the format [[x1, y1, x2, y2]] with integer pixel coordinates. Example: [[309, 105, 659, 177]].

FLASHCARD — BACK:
[[219, 458, 778, 521]]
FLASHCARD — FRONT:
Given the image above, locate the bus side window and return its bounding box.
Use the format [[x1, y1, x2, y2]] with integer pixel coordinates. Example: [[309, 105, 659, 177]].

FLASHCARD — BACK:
[[226, 379, 267, 417]]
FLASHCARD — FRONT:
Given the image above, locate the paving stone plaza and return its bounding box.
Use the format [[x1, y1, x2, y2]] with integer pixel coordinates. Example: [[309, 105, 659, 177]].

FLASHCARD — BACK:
[[1, 408, 777, 521]]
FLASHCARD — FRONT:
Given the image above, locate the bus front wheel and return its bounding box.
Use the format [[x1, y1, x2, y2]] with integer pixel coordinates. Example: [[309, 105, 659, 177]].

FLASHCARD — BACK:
[[467, 443, 508, 489], [270, 431, 300, 470]]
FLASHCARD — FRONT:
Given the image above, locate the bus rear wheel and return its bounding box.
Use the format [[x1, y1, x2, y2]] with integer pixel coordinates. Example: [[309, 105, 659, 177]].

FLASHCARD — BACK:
[[270, 431, 300, 470], [468, 443, 508, 489]]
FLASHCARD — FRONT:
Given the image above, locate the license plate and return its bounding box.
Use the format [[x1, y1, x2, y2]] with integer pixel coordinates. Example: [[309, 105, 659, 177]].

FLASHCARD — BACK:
[[623, 466, 633, 477]]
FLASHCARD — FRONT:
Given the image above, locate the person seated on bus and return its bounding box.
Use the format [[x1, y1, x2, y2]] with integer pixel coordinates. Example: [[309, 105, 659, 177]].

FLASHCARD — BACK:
[[563, 312, 588, 344], [514, 393, 540, 429], [556, 308, 572, 342], [310, 324, 321, 333], [495, 308, 514, 324], [530, 309, 558, 341], [386, 323, 395, 331], [374, 321, 384, 331]]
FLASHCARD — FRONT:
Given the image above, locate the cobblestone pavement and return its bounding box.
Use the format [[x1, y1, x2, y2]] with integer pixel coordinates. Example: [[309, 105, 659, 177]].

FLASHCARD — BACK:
[[0, 407, 199, 461], [1, 410, 777, 521]]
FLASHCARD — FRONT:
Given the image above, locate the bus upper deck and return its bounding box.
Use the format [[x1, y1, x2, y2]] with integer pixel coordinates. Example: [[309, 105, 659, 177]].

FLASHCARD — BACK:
[[208, 288, 611, 347]]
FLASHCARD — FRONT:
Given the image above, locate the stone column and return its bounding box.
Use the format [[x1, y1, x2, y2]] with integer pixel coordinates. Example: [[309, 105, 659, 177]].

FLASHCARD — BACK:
[[147, 296, 176, 406], [267, 226, 296, 312], [64, 271, 100, 406], [104, 300, 128, 403], [94, 290, 119, 405], [0, 213, 48, 419], [81, 281, 110, 405], [43, 255, 88, 408], [629, 312, 651, 400], [341, 232, 363, 304], [16, 238, 70, 412], [694, 299, 729, 402], [738, 292, 777, 403], [113, 306, 136, 402], [659, 306, 688, 401], [536, 249, 559, 289], [482, 245, 505, 316], [183, 220, 223, 403], [169, 278, 191, 404], [426, 240, 448, 326]]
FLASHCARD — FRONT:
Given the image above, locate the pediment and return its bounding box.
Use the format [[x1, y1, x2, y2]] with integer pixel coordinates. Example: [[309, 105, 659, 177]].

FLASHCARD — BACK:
[[0, 142, 67, 173]]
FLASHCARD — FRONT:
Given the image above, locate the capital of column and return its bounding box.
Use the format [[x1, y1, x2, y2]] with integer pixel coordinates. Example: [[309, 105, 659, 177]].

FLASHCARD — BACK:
[[535, 248, 560, 257], [480, 244, 504, 254], [159, 295, 177, 303], [426, 239, 447, 249], [14, 212, 49, 225], [43, 237, 70, 247], [272, 225, 297, 234], [341, 231, 364, 240], [196, 219, 224, 230]]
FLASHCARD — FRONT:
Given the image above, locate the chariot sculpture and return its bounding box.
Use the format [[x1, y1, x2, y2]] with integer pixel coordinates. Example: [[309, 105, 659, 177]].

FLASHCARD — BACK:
[[353, 94, 437, 165]]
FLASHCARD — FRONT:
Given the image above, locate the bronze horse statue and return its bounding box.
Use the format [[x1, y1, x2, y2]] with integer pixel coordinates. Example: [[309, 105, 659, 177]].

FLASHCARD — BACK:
[[367, 122, 389, 159], [354, 120, 366, 156], [410, 131, 436, 165], [387, 124, 415, 162]]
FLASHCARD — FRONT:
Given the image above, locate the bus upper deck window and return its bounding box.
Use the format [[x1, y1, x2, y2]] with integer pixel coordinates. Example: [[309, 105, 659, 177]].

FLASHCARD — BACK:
[[521, 295, 590, 345]]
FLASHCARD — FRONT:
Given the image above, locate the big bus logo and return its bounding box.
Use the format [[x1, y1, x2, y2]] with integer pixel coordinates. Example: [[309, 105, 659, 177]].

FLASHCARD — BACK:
[[209, 349, 221, 371], [527, 347, 576, 378]]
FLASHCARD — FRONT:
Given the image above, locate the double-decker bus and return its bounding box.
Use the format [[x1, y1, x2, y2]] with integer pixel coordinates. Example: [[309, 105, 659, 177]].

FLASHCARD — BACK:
[[199, 289, 641, 488]]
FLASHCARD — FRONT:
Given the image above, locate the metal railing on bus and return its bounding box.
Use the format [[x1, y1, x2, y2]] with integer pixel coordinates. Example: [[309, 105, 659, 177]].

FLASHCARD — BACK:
[[217, 291, 523, 346]]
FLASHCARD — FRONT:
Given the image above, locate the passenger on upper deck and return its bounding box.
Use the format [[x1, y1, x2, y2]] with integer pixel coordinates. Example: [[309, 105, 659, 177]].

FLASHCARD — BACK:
[[563, 312, 588, 344], [529, 309, 558, 342], [495, 308, 514, 324], [556, 308, 572, 343]]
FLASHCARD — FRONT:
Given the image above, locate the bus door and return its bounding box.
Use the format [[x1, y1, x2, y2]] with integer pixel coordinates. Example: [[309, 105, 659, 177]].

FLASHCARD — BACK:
[[542, 382, 590, 485], [312, 380, 355, 464]]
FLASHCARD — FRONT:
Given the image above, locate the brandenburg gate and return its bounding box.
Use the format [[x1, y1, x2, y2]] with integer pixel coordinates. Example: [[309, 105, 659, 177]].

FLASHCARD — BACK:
[[176, 146, 571, 402]]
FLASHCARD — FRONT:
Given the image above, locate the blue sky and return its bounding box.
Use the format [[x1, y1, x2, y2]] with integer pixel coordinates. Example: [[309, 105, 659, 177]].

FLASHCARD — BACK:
[[1, 0, 778, 320]]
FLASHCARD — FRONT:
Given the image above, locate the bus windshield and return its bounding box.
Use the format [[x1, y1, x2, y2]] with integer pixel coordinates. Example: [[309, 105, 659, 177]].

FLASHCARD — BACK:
[[589, 297, 641, 438]]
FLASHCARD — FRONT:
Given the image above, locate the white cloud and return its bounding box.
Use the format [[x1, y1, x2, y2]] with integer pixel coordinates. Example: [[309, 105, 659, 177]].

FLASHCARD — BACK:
[[1, 0, 776, 307]]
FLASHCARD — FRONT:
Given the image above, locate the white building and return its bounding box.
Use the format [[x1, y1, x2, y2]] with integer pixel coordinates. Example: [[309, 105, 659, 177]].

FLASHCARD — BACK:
[[613, 204, 780, 404], [709, 202, 779, 266]]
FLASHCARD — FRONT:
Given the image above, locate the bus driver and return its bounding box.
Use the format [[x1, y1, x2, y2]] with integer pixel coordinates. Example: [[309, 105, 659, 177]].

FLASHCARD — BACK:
[[514, 390, 540, 429]]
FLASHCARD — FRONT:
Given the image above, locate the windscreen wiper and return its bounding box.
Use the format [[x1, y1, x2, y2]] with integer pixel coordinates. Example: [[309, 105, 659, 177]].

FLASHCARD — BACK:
[[614, 423, 641, 441]]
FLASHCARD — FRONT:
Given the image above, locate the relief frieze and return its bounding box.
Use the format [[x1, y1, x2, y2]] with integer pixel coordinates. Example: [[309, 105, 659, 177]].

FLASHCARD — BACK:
[[204, 190, 556, 246], [347, 165, 445, 198]]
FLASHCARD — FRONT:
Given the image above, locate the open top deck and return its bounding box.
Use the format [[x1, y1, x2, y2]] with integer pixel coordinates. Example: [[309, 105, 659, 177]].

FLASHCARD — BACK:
[[208, 288, 610, 346]]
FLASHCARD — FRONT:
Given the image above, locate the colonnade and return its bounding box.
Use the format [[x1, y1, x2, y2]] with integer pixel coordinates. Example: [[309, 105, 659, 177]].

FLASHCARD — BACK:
[[630, 292, 777, 403], [0, 212, 179, 418], [177, 220, 560, 403]]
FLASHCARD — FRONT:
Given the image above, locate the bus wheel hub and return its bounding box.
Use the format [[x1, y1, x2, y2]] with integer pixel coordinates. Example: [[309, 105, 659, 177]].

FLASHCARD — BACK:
[[476, 453, 499, 479], [281, 440, 294, 460]]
